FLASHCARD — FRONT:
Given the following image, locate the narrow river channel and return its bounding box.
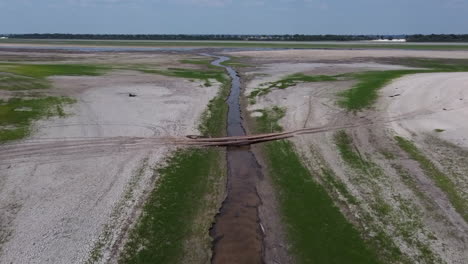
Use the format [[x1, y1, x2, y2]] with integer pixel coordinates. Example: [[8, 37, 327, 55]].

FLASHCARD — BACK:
[[209, 55, 265, 263]]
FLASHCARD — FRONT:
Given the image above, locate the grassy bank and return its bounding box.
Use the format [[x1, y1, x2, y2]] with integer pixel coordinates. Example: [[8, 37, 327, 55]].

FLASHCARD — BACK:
[[4, 39, 468, 50], [253, 109, 380, 264], [263, 140, 381, 264], [395, 136, 468, 222], [119, 58, 229, 263], [119, 149, 224, 264]]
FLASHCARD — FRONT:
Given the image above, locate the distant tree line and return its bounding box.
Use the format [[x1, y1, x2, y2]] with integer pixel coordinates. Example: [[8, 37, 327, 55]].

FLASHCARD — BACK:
[[406, 34, 468, 42], [3, 34, 468, 42], [4, 34, 376, 41]]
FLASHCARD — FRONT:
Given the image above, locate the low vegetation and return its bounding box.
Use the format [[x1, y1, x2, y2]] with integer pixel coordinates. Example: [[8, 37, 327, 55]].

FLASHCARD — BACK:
[[0, 97, 75, 142], [139, 64, 226, 87], [177, 57, 231, 136], [335, 131, 443, 263], [0, 63, 107, 78], [0, 63, 109, 143], [119, 57, 229, 263], [338, 70, 419, 110], [0, 63, 108, 91], [248, 59, 468, 111], [338, 59, 468, 110], [251, 106, 286, 133], [119, 148, 224, 264], [249, 73, 337, 100], [263, 140, 381, 264], [395, 136, 468, 222], [220, 57, 250, 68], [0, 74, 47, 91], [253, 109, 380, 264]]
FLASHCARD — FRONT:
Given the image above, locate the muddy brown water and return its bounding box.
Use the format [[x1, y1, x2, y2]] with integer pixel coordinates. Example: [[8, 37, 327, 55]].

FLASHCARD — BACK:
[[209, 55, 265, 263]]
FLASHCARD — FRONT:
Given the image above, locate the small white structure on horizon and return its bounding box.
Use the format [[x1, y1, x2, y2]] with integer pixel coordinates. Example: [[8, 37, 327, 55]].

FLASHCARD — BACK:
[[0, 37, 8, 39], [372, 38, 406, 42]]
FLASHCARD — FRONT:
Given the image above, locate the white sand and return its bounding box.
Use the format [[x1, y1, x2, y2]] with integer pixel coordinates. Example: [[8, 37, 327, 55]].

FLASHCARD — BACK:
[[382, 72, 468, 148], [229, 49, 468, 60]]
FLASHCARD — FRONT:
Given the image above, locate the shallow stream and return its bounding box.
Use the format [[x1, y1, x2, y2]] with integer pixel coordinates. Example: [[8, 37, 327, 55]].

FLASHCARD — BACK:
[[209, 56, 265, 264]]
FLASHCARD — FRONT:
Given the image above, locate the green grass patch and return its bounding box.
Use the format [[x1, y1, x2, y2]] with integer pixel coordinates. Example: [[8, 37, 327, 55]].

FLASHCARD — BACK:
[[249, 73, 337, 99], [395, 136, 468, 222], [140, 67, 225, 87], [0, 96, 75, 142], [262, 140, 381, 264], [0, 63, 108, 78], [320, 167, 359, 205], [219, 57, 250, 68], [253, 109, 380, 263], [179, 58, 213, 66], [251, 106, 286, 133], [338, 70, 420, 110], [119, 148, 222, 264], [198, 76, 229, 137], [338, 59, 468, 110], [0, 63, 109, 91], [434, 129, 445, 133], [334, 130, 372, 170], [0, 74, 48, 91], [0, 63, 109, 141]]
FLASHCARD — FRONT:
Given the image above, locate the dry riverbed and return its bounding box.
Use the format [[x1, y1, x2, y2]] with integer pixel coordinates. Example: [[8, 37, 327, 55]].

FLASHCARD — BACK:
[[0, 50, 223, 263], [2, 46, 468, 264]]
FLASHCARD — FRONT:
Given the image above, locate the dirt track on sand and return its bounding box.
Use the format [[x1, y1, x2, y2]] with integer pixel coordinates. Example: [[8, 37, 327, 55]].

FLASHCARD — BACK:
[[0, 52, 219, 263]]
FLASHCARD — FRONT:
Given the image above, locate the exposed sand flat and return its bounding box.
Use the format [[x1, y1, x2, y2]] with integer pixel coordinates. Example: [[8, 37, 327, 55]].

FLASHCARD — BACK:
[[241, 60, 468, 263], [0, 72, 218, 263], [228, 49, 468, 61], [381, 72, 468, 148], [244, 62, 417, 130]]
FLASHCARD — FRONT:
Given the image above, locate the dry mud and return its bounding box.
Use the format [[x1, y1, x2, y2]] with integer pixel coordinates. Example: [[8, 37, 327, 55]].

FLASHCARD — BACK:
[[0, 51, 219, 263], [240, 51, 468, 263]]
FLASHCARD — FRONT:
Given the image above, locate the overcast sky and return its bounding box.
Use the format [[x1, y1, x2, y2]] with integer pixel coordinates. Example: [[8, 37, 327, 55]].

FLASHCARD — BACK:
[[1, 0, 467, 34]]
